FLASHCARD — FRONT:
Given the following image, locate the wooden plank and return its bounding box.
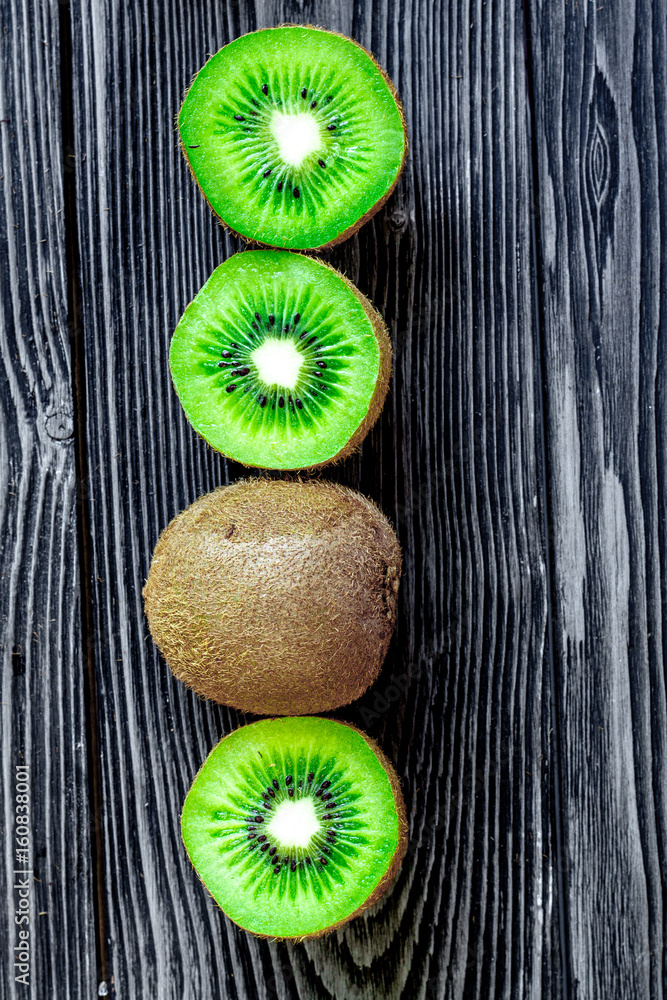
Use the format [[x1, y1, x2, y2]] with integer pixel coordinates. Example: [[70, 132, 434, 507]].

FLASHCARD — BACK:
[[71, 0, 562, 996], [0, 1, 96, 997], [527, 0, 667, 996]]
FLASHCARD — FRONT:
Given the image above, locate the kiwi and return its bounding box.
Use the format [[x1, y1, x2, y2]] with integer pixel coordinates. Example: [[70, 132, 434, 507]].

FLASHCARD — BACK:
[[181, 716, 407, 939], [178, 25, 407, 250], [142, 478, 401, 715], [169, 250, 391, 471]]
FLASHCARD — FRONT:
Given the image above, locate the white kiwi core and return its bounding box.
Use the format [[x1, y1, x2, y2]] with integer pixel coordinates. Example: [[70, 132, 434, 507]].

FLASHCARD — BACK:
[[251, 337, 304, 389], [266, 797, 321, 849], [270, 111, 323, 167]]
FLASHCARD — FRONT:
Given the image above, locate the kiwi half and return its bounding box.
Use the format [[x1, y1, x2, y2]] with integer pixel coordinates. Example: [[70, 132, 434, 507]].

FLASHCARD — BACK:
[[178, 25, 407, 250], [170, 250, 391, 470], [142, 478, 401, 715], [182, 716, 407, 939]]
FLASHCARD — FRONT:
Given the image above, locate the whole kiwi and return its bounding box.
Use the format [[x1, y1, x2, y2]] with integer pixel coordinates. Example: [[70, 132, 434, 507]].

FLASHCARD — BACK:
[[143, 478, 401, 714]]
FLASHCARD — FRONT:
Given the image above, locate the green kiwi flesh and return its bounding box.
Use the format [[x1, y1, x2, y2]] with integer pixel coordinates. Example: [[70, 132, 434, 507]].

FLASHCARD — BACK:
[[170, 250, 391, 471], [142, 478, 401, 715], [178, 25, 407, 250], [181, 716, 407, 939]]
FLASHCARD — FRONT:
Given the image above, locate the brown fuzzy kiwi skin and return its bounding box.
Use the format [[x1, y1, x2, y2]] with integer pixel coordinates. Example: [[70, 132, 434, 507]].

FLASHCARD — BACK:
[[143, 478, 401, 715], [169, 251, 392, 473], [176, 24, 409, 252], [180, 718, 408, 941]]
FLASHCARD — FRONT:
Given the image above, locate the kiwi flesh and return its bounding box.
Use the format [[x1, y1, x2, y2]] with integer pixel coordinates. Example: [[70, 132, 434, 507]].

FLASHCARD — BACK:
[[181, 716, 407, 939], [169, 250, 391, 471], [178, 25, 407, 250], [142, 478, 401, 715]]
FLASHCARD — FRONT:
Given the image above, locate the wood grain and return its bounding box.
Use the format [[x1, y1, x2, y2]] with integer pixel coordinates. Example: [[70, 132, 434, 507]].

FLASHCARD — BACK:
[[0, 1, 95, 997], [528, 1, 667, 996], [70, 0, 560, 997]]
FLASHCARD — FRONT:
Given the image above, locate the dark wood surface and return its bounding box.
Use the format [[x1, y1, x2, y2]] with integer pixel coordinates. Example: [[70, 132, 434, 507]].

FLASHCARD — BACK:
[[528, 1, 667, 996], [1, 0, 665, 997], [0, 2, 95, 998]]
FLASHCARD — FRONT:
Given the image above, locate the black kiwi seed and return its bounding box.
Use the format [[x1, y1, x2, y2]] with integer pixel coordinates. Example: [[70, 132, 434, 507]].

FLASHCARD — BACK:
[[232, 367, 250, 376], [307, 771, 314, 782], [230, 342, 238, 348], [247, 833, 256, 840], [299, 331, 308, 340], [321, 781, 331, 790], [257, 835, 266, 842], [189, 144, 200, 149], [273, 780, 280, 789], [285, 776, 293, 786], [295, 399, 303, 410], [294, 314, 301, 325], [221, 349, 232, 358], [277, 181, 283, 192], [261, 843, 270, 852], [313, 370, 322, 377], [262, 84, 268, 95], [291, 861, 297, 872], [317, 361, 327, 369], [234, 115, 245, 121], [252, 322, 258, 331], [323, 846, 331, 855], [318, 159, 326, 168], [269, 846, 276, 856], [217, 362, 229, 368], [263, 169, 272, 177], [254, 815, 263, 823], [288, 788, 294, 798], [279, 396, 285, 408], [327, 124, 336, 130], [258, 395, 267, 408], [226, 384, 236, 393], [301, 88, 307, 98], [311, 100, 317, 108], [269, 314, 275, 325], [293, 187, 300, 198], [320, 857, 328, 866]]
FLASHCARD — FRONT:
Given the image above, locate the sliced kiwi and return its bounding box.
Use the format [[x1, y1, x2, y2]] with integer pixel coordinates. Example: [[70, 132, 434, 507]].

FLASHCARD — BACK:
[[178, 25, 407, 250], [142, 478, 401, 715], [169, 250, 391, 471], [182, 716, 407, 939]]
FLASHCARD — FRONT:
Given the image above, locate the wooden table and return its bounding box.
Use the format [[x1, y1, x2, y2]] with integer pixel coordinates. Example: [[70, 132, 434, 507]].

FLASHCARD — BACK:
[[2, 1, 665, 997]]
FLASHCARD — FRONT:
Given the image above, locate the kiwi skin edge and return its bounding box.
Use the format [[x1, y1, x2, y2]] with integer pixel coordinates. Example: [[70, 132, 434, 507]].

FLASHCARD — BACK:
[[170, 252, 393, 473], [181, 719, 408, 941], [177, 24, 409, 253]]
